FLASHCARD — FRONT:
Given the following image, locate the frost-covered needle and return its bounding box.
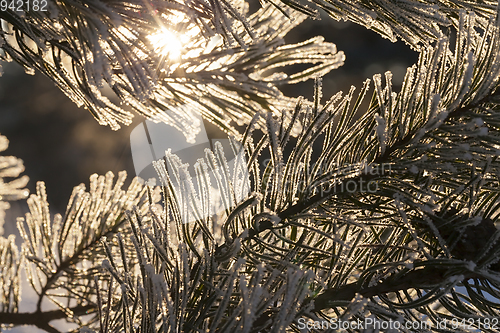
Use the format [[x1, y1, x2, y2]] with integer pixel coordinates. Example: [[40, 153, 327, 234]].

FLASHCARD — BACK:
[[142, 121, 158, 161]]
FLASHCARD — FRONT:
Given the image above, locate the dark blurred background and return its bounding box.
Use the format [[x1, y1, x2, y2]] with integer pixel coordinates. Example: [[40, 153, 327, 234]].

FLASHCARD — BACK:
[[0, 10, 417, 235]]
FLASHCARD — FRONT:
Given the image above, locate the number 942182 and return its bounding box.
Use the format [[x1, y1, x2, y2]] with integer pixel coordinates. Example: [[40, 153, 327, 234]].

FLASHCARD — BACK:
[[0, 0, 47, 11]]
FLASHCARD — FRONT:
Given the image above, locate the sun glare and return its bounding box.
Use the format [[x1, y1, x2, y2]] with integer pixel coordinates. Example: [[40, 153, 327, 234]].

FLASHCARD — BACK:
[[146, 10, 221, 63], [148, 28, 183, 59]]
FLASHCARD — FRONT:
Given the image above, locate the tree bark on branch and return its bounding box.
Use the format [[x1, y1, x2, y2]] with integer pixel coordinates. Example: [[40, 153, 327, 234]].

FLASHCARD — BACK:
[[0, 304, 96, 333]]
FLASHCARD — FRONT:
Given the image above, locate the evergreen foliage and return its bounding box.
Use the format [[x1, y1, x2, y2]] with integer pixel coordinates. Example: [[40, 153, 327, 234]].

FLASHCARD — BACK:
[[0, 135, 27, 315], [1, 0, 500, 332], [0, 0, 343, 139]]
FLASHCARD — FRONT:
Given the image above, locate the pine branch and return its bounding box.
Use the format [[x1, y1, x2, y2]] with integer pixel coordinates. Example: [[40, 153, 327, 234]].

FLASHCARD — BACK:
[[0, 135, 27, 313], [269, 14, 500, 224], [231, 12, 500, 326], [11, 171, 152, 329], [271, 87, 500, 224], [268, 0, 499, 50], [374, 87, 500, 164], [2, 2, 500, 332], [242, 82, 500, 243], [0, 1, 344, 139], [0, 134, 29, 231], [35, 212, 127, 312], [310, 266, 480, 312], [0, 304, 96, 333]]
